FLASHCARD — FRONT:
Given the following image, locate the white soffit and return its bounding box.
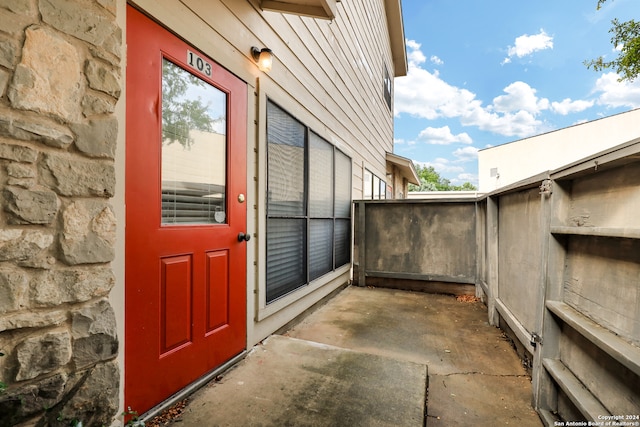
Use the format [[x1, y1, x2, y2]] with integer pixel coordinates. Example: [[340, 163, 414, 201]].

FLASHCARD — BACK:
[[261, 0, 337, 20], [384, 0, 407, 77]]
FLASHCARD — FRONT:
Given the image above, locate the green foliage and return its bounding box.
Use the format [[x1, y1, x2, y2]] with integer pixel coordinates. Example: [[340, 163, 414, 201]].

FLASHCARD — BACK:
[[122, 406, 144, 426], [0, 351, 5, 394], [56, 413, 82, 426], [585, 0, 640, 82], [408, 165, 477, 192], [455, 181, 478, 191], [161, 60, 220, 148]]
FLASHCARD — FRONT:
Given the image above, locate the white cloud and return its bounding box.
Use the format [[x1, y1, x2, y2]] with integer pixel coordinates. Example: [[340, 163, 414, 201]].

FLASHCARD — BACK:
[[593, 72, 640, 109], [395, 40, 553, 138], [417, 126, 472, 145], [492, 81, 549, 114], [456, 173, 477, 181], [395, 40, 480, 120], [460, 105, 546, 138], [453, 146, 479, 162], [406, 39, 427, 67], [415, 158, 477, 187], [451, 173, 478, 186], [504, 29, 553, 63], [551, 98, 595, 115], [430, 55, 444, 66], [416, 158, 464, 174], [394, 67, 477, 120]]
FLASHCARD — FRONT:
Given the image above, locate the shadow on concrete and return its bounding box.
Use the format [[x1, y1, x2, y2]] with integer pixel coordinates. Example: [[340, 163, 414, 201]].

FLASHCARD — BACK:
[[168, 286, 542, 426]]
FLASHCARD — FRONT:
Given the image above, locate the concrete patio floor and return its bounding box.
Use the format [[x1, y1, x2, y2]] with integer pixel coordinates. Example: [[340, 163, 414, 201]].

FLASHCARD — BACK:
[[164, 286, 543, 426]]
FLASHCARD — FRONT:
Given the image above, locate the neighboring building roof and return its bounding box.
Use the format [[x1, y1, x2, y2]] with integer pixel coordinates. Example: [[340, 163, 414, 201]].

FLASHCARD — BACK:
[[386, 152, 420, 185], [478, 108, 640, 192]]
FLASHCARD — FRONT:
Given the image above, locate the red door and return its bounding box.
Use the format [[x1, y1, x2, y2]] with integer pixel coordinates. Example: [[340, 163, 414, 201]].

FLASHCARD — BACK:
[[125, 6, 247, 414]]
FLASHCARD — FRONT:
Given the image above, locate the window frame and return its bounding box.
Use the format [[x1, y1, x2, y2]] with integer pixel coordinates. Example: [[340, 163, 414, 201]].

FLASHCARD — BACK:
[[383, 64, 392, 111], [364, 168, 387, 200], [265, 100, 352, 304]]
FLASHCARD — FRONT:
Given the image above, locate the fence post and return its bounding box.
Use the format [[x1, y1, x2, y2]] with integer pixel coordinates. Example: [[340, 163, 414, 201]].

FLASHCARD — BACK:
[[357, 201, 366, 287], [486, 196, 499, 326], [532, 177, 552, 411]]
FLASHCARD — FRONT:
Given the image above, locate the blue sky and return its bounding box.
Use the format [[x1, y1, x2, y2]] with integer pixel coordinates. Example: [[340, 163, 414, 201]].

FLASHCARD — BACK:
[[393, 0, 640, 188]]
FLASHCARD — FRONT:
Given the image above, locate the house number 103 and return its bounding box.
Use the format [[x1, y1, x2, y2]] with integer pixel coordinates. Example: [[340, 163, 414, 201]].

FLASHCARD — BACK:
[[187, 50, 212, 77]]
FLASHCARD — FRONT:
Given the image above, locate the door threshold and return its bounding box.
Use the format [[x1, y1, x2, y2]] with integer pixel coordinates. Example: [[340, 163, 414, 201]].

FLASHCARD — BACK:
[[139, 351, 247, 423]]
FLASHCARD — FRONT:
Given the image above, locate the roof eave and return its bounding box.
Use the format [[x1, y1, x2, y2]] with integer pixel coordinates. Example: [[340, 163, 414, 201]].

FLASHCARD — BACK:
[[260, 0, 337, 20], [384, 0, 407, 77], [386, 152, 420, 185]]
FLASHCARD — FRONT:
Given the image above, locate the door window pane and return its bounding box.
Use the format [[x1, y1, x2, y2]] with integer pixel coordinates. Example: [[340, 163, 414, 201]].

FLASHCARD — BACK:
[[161, 59, 227, 224]]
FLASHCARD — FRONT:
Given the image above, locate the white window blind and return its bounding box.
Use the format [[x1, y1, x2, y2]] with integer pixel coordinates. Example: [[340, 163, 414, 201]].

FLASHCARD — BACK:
[[266, 101, 352, 303]]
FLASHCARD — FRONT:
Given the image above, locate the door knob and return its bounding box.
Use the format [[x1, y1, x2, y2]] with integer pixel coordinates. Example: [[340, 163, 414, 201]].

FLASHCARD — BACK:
[[237, 232, 251, 242]]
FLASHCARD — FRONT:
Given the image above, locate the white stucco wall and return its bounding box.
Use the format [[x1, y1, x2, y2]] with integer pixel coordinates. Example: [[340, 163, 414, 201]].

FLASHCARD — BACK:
[[478, 108, 640, 192]]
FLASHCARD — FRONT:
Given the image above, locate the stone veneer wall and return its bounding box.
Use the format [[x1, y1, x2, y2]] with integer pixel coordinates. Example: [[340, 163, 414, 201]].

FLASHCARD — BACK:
[[0, 0, 121, 425]]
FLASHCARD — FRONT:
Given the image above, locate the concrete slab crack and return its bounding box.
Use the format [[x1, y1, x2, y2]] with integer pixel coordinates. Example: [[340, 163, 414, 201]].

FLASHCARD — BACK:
[[423, 365, 429, 427]]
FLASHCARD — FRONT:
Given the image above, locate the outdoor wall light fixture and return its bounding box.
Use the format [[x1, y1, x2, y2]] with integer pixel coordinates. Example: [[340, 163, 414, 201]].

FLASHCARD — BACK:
[[251, 47, 273, 72]]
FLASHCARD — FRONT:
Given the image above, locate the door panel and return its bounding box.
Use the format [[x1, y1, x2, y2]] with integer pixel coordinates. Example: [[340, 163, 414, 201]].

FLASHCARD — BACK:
[[160, 255, 192, 354], [125, 6, 247, 414], [206, 250, 229, 333]]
